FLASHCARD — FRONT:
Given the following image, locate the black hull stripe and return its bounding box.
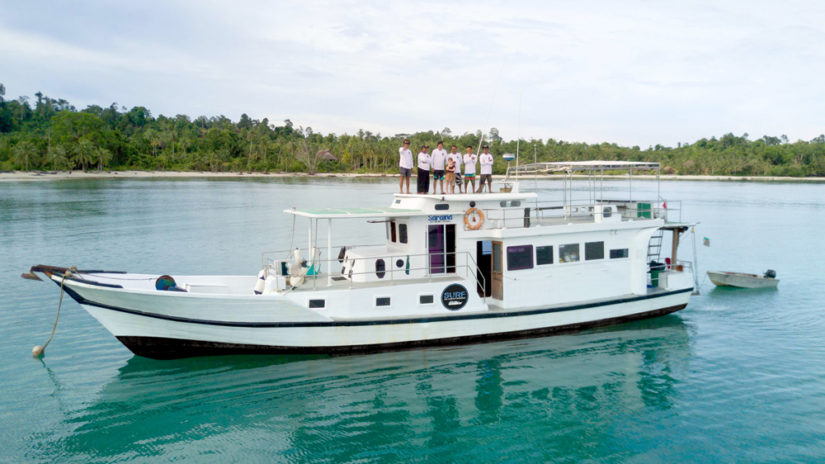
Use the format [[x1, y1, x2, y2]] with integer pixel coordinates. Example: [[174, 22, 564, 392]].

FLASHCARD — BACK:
[[60, 283, 693, 328], [117, 304, 688, 359]]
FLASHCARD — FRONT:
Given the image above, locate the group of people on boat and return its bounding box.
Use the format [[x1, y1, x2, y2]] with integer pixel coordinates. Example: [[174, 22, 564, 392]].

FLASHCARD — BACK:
[[398, 139, 494, 194]]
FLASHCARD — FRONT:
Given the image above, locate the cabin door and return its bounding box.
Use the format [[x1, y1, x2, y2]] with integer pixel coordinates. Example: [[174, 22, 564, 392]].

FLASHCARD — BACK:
[[428, 224, 456, 274], [491, 241, 504, 299]]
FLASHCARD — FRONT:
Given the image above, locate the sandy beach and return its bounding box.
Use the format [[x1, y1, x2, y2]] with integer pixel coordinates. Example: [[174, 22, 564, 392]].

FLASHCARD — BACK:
[[1, 170, 823, 183]]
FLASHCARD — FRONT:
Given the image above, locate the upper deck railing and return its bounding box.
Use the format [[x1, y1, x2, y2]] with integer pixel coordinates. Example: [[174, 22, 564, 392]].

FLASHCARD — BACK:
[[472, 198, 681, 231]]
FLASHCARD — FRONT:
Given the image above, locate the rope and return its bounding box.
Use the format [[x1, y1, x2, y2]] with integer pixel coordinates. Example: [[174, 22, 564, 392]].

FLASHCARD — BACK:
[[33, 267, 76, 358]]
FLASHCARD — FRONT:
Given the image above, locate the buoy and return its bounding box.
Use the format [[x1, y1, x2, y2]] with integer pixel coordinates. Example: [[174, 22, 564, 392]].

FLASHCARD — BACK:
[[32, 345, 45, 358], [254, 269, 266, 294]]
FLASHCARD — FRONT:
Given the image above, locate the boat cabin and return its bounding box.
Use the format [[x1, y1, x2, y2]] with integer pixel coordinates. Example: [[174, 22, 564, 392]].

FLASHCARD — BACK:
[[265, 161, 696, 313]]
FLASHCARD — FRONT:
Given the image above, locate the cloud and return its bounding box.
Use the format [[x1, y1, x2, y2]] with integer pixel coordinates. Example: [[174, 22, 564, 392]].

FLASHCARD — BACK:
[[2, 0, 825, 146]]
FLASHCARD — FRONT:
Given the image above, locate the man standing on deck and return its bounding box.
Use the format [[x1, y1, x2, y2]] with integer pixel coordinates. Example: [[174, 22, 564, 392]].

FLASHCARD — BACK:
[[398, 139, 413, 194], [431, 141, 447, 194], [417, 145, 431, 194], [448, 145, 463, 193], [478, 145, 494, 193], [463, 145, 477, 194]]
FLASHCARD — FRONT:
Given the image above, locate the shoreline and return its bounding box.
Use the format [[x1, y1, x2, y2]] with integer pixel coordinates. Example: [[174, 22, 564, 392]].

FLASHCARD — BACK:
[[1, 170, 824, 183]]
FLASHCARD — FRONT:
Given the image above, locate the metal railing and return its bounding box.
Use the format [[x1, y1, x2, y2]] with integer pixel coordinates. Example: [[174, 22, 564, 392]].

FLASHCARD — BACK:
[[260, 248, 486, 295], [470, 199, 681, 231]]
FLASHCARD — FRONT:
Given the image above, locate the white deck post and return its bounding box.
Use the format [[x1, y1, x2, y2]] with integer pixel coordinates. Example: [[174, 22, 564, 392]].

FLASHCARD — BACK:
[[327, 219, 332, 287]]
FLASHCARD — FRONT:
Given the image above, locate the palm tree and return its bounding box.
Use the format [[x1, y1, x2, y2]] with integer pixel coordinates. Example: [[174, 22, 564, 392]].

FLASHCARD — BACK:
[[95, 146, 112, 171], [74, 138, 96, 171], [12, 140, 37, 170], [46, 145, 69, 170]]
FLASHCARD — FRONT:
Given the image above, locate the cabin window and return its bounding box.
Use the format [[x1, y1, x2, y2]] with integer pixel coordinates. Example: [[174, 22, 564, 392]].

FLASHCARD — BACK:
[[376, 297, 391, 307], [390, 221, 397, 242], [507, 245, 534, 270], [435, 203, 449, 211], [511, 200, 521, 207], [309, 299, 325, 308], [375, 259, 386, 279], [559, 243, 580, 263], [419, 295, 434, 304], [585, 241, 604, 260], [610, 248, 629, 259], [537, 245, 554, 265], [500, 201, 508, 207], [399, 224, 408, 243]]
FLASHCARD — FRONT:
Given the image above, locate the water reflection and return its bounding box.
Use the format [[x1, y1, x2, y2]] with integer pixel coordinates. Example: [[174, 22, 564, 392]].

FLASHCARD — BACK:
[[29, 316, 690, 462]]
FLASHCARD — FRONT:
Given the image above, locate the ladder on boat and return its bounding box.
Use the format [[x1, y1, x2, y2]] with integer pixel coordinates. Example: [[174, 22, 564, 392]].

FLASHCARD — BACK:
[[647, 229, 664, 261]]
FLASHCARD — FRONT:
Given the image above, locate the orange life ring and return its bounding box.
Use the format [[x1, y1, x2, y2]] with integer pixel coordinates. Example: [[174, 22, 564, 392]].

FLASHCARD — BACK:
[[464, 208, 485, 230]]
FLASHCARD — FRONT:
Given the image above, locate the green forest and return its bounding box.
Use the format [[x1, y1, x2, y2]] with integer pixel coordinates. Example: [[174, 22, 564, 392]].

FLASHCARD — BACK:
[[1, 84, 824, 177]]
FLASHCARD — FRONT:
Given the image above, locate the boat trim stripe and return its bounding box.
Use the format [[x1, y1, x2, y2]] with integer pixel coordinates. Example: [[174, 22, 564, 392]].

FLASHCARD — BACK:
[[61, 285, 693, 328]]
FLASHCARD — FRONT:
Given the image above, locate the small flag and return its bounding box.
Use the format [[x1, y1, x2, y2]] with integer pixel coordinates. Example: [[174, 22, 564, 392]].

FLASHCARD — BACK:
[[662, 201, 667, 209], [703, 237, 710, 247]]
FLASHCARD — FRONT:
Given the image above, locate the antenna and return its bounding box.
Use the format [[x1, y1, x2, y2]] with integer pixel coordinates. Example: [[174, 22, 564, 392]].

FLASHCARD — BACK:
[[516, 94, 522, 179]]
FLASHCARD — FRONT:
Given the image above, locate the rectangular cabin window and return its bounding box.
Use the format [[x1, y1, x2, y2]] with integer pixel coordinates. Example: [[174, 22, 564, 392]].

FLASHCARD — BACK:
[[585, 241, 604, 260], [419, 294, 434, 304], [399, 224, 408, 243], [435, 203, 449, 211], [536, 245, 554, 265], [559, 243, 580, 263], [390, 221, 397, 243], [610, 248, 629, 259], [376, 297, 391, 307], [507, 245, 534, 270], [309, 299, 325, 309]]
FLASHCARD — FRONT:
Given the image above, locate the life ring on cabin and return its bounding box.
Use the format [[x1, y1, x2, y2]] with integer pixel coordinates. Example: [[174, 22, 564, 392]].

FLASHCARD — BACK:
[[464, 208, 485, 230]]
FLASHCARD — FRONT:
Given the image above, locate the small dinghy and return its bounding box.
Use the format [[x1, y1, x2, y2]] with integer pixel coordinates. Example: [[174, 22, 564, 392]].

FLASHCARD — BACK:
[[707, 270, 779, 288]]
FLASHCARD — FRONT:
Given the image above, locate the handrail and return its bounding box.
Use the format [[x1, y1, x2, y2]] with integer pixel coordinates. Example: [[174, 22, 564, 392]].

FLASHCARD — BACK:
[[469, 198, 680, 230], [261, 248, 486, 296]]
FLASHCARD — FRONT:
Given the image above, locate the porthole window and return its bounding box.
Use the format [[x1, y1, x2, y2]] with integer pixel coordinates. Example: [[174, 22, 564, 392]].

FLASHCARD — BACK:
[[309, 299, 325, 308], [507, 245, 534, 270], [559, 243, 580, 263], [585, 241, 604, 260], [610, 248, 629, 259], [435, 203, 449, 211], [537, 245, 553, 265], [419, 295, 434, 304], [376, 297, 391, 307], [375, 259, 386, 279]]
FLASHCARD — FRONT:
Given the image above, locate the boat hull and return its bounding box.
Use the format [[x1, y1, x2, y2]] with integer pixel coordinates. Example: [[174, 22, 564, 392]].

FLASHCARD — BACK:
[[114, 303, 687, 359], [707, 271, 779, 288], [76, 288, 693, 359]]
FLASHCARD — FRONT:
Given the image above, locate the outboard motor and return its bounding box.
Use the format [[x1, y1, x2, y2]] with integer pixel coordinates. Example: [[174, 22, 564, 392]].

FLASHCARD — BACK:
[[764, 269, 777, 279]]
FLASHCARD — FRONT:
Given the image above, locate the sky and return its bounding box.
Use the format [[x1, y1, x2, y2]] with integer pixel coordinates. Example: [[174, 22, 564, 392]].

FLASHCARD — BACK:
[[2, 0, 825, 147]]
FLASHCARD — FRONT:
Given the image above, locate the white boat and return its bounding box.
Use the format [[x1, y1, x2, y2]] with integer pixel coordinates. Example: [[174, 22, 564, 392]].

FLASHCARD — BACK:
[[26, 161, 699, 359], [707, 270, 779, 288]]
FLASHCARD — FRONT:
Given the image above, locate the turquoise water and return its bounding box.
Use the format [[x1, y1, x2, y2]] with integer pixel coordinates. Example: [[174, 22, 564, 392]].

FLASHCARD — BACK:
[[1, 177, 824, 463]]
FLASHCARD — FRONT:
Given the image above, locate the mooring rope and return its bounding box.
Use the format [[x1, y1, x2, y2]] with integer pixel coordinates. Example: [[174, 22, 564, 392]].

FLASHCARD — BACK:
[[32, 267, 76, 358]]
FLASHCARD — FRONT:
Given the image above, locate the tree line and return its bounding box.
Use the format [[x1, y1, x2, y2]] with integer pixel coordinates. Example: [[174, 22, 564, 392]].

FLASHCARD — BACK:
[[1, 84, 824, 177]]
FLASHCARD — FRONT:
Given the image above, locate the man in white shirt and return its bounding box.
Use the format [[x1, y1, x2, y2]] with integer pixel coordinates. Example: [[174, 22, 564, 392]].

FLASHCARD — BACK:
[[478, 145, 494, 193], [416, 145, 431, 194], [448, 145, 463, 193], [430, 141, 447, 194], [398, 139, 413, 194], [462, 145, 477, 194]]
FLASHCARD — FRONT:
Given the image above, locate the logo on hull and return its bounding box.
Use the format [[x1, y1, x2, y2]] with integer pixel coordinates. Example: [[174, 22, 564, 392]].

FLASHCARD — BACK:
[[441, 283, 469, 310]]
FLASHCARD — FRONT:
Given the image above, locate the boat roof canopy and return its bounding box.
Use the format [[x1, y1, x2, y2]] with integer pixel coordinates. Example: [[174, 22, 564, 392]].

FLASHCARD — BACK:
[[285, 207, 422, 219], [510, 160, 660, 174]]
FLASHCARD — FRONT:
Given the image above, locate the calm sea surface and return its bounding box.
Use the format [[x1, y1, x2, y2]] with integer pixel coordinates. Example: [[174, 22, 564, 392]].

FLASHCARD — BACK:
[[1, 177, 824, 463]]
